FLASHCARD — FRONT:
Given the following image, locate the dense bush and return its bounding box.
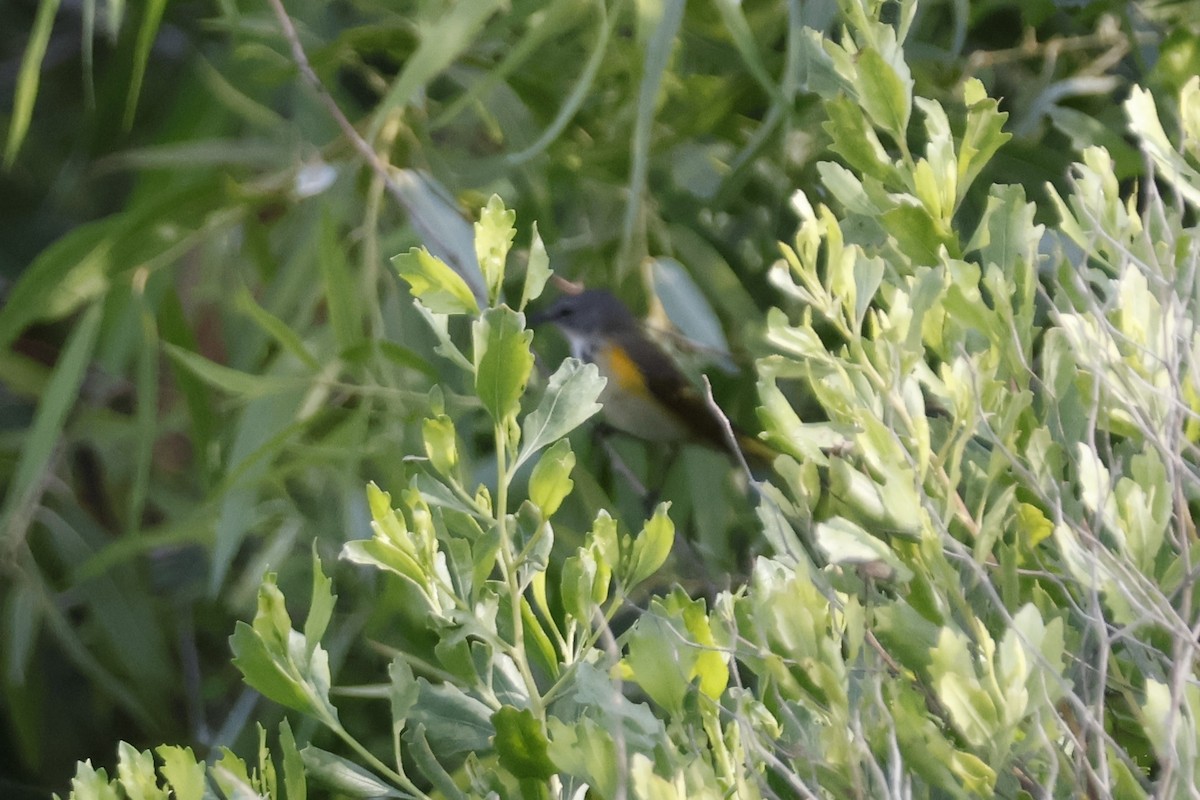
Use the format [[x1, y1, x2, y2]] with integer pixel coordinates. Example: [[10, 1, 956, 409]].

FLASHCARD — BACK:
[[3, 0, 1200, 797]]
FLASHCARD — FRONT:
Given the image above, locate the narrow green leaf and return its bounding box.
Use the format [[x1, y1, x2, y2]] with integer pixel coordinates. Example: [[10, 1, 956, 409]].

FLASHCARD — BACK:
[[4, 0, 62, 167], [318, 213, 363, 352], [393, 247, 480, 315], [366, 1, 506, 142], [712, 0, 782, 100], [621, 0, 686, 259], [233, 286, 320, 371], [122, 0, 167, 129], [127, 294, 158, 535], [162, 343, 295, 397], [1, 304, 101, 551], [0, 218, 111, 352], [210, 388, 306, 591], [4, 578, 40, 684], [473, 306, 534, 424]]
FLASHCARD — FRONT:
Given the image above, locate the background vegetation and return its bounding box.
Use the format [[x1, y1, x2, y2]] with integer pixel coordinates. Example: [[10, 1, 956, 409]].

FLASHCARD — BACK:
[[2, 0, 1200, 797]]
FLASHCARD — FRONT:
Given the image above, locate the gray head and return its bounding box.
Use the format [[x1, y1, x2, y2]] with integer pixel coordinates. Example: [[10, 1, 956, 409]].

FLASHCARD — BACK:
[[529, 289, 638, 336]]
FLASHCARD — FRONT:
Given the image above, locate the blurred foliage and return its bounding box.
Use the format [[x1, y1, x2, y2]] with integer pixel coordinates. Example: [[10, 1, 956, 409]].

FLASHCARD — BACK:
[[2, 0, 1200, 796]]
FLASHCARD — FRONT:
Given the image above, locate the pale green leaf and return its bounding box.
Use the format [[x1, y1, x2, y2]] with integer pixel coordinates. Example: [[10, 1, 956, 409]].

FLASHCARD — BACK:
[[516, 358, 605, 469], [529, 438, 575, 518], [473, 306, 534, 423], [475, 194, 516, 305], [393, 247, 480, 315]]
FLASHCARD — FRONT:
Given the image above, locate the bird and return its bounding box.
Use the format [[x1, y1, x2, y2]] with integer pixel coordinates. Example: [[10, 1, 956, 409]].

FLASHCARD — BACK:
[[529, 288, 775, 467]]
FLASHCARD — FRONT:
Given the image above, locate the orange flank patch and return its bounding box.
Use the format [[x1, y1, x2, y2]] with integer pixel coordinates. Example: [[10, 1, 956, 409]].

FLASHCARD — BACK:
[[603, 343, 653, 398]]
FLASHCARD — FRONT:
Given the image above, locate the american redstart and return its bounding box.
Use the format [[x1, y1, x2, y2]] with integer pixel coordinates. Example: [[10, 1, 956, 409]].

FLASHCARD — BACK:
[[529, 287, 775, 466]]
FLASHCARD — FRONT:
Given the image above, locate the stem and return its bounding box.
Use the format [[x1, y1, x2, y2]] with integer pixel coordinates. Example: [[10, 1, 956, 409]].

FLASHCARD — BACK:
[[494, 420, 545, 717], [330, 720, 427, 798]]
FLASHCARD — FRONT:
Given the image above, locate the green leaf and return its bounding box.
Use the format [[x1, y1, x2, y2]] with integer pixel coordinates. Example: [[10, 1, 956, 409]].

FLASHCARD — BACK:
[[627, 503, 674, 588], [115, 742, 158, 800], [516, 359, 605, 469], [393, 247, 481, 315], [229, 576, 338, 722], [407, 726, 468, 800], [546, 718, 619, 799], [814, 517, 913, 583], [529, 439, 575, 518], [341, 539, 426, 593], [318, 213, 364, 352], [520, 222, 553, 310], [388, 657, 419, 736], [408, 681, 494, 756], [409, 303, 474, 375], [1126, 85, 1200, 207], [492, 706, 557, 780], [561, 549, 598, 624], [959, 79, 1012, 202], [475, 194, 517, 305], [650, 257, 732, 366], [422, 414, 461, 479], [622, 612, 692, 715], [66, 759, 118, 800], [211, 749, 255, 800], [1, 303, 101, 550], [303, 548, 336, 654], [366, 1, 507, 142], [229, 622, 313, 715], [823, 95, 897, 184], [278, 720, 307, 800], [162, 343, 295, 397], [473, 306, 534, 424], [621, 0, 686, 258], [881, 204, 951, 266], [856, 46, 913, 143], [233, 285, 320, 371], [155, 746, 206, 800], [123, 0, 167, 129], [299, 746, 401, 798], [4, 0, 62, 167]]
